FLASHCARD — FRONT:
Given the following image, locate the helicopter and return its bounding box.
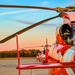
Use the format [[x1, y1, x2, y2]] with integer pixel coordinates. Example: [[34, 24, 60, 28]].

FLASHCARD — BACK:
[[0, 5, 75, 75], [36, 39, 51, 63], [24, 39, 51, 63]]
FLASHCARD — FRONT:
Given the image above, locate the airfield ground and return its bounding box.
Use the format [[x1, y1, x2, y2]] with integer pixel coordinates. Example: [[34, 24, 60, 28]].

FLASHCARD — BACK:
[[0, 57, 49, 75]]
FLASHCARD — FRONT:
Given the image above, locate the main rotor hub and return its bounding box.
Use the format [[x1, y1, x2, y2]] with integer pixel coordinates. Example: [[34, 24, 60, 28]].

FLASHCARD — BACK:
[[55, 6, 75, 12]]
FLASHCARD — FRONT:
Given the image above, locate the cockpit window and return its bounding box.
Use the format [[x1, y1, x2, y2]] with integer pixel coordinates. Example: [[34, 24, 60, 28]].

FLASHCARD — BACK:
[[60, 24, 72, 44], [60, 24, 71, 36], [60, 24, 75, 46]]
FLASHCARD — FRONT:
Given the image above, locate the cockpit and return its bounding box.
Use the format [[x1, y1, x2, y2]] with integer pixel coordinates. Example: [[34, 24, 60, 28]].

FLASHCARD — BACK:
[[60, 22, 75, 46]]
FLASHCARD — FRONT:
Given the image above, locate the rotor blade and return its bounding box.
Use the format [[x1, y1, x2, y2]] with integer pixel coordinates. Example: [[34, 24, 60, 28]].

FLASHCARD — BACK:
[[0, 5, 56, 11], [0, 15, 59, 43], [0, 5, 75, 12], [45, 45, 51, 47], [24, 46, 45, 48], [11, 19, 56, 26], [25, 45, 51, 48]]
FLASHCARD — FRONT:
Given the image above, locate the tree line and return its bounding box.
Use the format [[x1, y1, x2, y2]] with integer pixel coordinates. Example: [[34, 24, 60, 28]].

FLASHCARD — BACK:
[[0, 49, 41, 58]]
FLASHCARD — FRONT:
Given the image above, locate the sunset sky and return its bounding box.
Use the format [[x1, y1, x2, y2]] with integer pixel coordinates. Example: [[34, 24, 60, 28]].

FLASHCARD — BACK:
[[0, 0, 75, 51]]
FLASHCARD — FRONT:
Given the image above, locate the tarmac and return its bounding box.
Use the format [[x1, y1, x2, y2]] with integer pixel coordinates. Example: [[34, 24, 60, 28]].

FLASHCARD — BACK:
[[0, 57, 49, 75]]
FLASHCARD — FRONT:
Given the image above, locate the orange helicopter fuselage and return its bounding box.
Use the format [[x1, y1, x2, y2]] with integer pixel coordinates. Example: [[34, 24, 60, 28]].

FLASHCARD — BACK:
[[48, 12, 75, 75]]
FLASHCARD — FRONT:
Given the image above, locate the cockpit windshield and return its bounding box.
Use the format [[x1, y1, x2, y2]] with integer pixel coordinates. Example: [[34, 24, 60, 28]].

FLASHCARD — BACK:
[[60, 24, 75, 46]]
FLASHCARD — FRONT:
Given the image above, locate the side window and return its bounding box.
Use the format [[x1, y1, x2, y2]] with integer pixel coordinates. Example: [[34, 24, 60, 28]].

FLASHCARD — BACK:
[[60, 24, 71, 44]]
